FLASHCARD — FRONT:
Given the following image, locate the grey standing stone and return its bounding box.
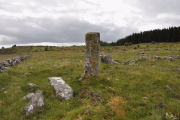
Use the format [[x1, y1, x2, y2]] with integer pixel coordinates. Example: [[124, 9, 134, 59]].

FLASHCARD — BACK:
[[23, 90, 45, 115], [48, 77, 73, 101], [84, 32, 100, 78]]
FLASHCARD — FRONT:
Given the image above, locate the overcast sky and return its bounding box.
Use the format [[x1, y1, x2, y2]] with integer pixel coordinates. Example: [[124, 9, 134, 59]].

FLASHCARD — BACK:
[[0, 0, 180, 48]]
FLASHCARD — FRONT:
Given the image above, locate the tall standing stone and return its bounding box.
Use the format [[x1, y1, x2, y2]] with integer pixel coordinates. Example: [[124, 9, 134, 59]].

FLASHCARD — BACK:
[[84, 32, 100, 78]]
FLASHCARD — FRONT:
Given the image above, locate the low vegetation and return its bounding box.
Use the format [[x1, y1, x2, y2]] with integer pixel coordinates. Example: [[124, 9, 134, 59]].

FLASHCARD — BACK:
[[0, 42, 180, 119]]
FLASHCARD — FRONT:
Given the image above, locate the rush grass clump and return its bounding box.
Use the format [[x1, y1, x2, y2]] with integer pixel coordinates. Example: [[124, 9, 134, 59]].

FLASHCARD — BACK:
[[109, 96, 127, 119]]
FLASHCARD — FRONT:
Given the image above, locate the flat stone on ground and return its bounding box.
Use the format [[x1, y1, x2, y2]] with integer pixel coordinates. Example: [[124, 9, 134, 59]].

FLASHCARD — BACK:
[[48, 77, 73, 101]]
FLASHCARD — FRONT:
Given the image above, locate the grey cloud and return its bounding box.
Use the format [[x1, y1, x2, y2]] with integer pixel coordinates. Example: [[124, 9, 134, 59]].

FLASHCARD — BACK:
[[0, 16, 138, 45]]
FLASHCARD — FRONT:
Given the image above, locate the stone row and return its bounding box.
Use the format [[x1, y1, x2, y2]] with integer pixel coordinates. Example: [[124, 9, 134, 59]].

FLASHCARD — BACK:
[[0, 47, 33, 73]]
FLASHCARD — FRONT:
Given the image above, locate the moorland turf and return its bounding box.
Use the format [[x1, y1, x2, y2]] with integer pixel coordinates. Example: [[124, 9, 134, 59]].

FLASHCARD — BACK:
[[0, 43, 180, 120]]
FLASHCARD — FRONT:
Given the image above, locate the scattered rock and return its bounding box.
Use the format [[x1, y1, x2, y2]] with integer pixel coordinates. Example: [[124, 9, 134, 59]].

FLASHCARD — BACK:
[[140, 56, 147, 59], [124, 60, 130, 65], [28, 83, 37, 88], [138, 52, 144, 55], [101, 53, 113, 64], [21, 75, 26, 77], [112, 59, 120, 64], [22, 93, 34, 100], [23, 90, 45, 115], [21, 73, 31, 77], [89, 92, 102, 104], [165, 85, 172, 90], [154, 103, 163, 110], [164, 56, 178, 61], [13, 83, 17, 85], [143, 97, 148, 99], [48, 77, 73, 101], [164, 49, 172, 51], [4, 91, 7, 93], [129, 61, 136, 66], [124, 60, 135, 66], [153, 56, 161, 59], [177, 68, 180, 71]]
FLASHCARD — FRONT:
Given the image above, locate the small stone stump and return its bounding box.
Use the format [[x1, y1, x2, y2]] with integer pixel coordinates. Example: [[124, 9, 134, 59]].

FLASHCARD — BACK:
[[84, 32, 100, 78], [48, 77, 73, 101]]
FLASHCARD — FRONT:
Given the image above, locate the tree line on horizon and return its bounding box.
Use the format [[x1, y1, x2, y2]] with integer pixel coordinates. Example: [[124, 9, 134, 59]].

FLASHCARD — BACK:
[[100, 26, 180, 46]]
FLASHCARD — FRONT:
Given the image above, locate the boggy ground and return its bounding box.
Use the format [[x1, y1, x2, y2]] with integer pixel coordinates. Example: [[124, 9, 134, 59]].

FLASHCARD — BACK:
[[0, 42, 180, 120]]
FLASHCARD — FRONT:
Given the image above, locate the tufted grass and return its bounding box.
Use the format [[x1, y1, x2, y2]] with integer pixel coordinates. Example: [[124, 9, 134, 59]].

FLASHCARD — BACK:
[[0, 42, 180, 119]]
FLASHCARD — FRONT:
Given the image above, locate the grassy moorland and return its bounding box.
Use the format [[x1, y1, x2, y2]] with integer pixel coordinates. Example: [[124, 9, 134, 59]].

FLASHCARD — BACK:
[[0, 43, 180, 120]]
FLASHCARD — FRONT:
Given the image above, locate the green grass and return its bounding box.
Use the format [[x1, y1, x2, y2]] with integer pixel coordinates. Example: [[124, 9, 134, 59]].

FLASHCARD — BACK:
[[0, 43, 180, 119]]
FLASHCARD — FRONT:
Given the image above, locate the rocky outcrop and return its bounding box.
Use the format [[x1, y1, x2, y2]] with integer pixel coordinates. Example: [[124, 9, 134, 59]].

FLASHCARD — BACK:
[[0, 46, 33, 73], [48, 77, 73, 101], [23, 90, 45, 115]]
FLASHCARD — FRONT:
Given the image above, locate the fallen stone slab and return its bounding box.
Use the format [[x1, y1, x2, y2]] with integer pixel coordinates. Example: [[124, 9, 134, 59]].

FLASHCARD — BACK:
[[23, 90, 45, 115], [48, 77, 73, 101]]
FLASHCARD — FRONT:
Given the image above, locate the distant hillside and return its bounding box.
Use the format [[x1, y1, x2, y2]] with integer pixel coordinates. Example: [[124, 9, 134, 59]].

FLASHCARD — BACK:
[[100, 26, 180, 46]]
